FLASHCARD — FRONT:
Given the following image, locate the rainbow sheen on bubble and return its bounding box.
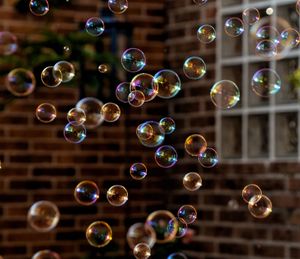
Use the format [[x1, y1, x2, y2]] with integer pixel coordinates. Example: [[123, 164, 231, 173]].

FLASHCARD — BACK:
[[53, 61, 75, 83], [36, 103, 57, 123], [183, 56, 206, 80], [116, 82, 131, 103], [121, 48, 146, 73], [184, 134, 207, 157], [98, 64, 110, 73], [27, 201, 60, 232], [128, 90, 146, 107], [5, 68, 36, 96], [107, 185, 128, 206], [126, 223, 156, 249], [177, 205, 197, 224], [63, 122, 86, 144], [242, 8, 260, 25], [85, 17, 105, 36], [100, 102, 121, 122], [167, 253, 188, 259], [210, 80, 240, 109], [242, 184, 262, 204], [32, 250, 61, 259], [86, 221, 112, 248], [154, 145, 178, 168], [67, 107, 86, 125], [133, 243, 151, 259], [130, 163, 147, 180], [159, 117, 175, 135], [197, 24, 216, 44], [0, 31, 17, 55], [183, 172, 202, 191], [280, 28, 300, 49], [136, 122, 154, 140], [41, 66, 62, 88], [248, 195, 272, 219], [224, 17, 245, 37], [168, 217, 187, 238], [146, 210, 177, 243], [198, 147, 218, 168], [153, 69, 181, 99], [251, 68, 281, 97], [256, 40, 278, 59], [138, 121, 165, 148], [74, 180, 99, 206], [108, 0, 128, 14], [29, 0, 49, 16], [130, 73, 158, 102]]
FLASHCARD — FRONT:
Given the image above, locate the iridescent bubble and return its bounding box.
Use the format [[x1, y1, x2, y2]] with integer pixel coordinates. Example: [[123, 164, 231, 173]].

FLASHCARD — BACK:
[[183, 172, 202, 191], [126, 223, 156, 249], [0, 31, 17, 55], [177, 205, 197, 224], [168, 217, 187, 238], [130, 163, 147, 180], [280, 28, 300, 49], [63, 122, 86, 144], [167, 253, 188, 259], [5, 68, 36, 96], [210, 80, 240, 109], [242, 184, 262, 204], [121, 48, 146, 73], [106, 185, 128, 206], [136, 122, 154, 140], [133, 243, 151, 259], [154, 145, 178, 168], [255, 40, 278, 59], [85, 17, 105, 36], [67, 107, 86, 125], [53, 61, 75, 83], [198, 147, 218, 168], [159, 117, 175, 135], [193, 0, 207, 6], [116, 82, 131, 103], [76, 97, 104, 129], [197, 24, 216, 44], [248, 195, 272, 219], [224, 17, 245, 37], [242, 8, 260, 25], [184, 134, 207, 157], [183, 56, 206, 80], [86, 221, 112, 248], [130, 73, 158, 102], [36, 103, 57, 123], [251, 68, 281, 97], [145, 210, 177, 243], [100, 102, 121, 122], [41, 66, 62, 88], [27, 201, 60, 232], [128, 90, 146, 107], [98, 64, 109, 73], [153, 69, 181, 99], [32, 250, 60, 259], [256, 26, 280, 44], [139, 121, 165, 148], [29, 0, 49, 16], [74, 180, 99, 206], [108, 0, 128, 14]]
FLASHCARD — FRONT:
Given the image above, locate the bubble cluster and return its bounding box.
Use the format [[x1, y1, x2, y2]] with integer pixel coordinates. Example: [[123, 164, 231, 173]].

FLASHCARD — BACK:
[[67, 107, 86, 125], [101, 102, 121, 122], [27, 201, 60, 232], [126, 223, 156, 249], [184, 134, 207, 157], [36, 103, 57, 123], [242, 184, 262, 204], [177, 205, 197, 224], [85, 17, 105, 36], [108, 0, 128, 14], [248, 195, 272, 219], [32, 250, 60, 259], [224, 17, 245, 37], [198, 147, 218, 168], [130, 73, 158, 102], [183, 172, 202, 191], [53, 61, 75, 82], [154, 145, 178, 168], [74, 180, 99, 206], [29, 0, 49, 16], [159, 117, 175, 135], [242, 8, 260, 25], [128, 90, 146, 107], [107, 185, 128, 206], [0, 31, 17, 55], [133, 243, 151, 259], [86, 221, 112, 248], [41, 66, 62, 88], [121, 48, 146, 72], [130, 163, 147, 180], [197, 25, 216, 44], [183, 56, 206, 80], [116, 82, 131, 103], [64, 122, 87, 143]]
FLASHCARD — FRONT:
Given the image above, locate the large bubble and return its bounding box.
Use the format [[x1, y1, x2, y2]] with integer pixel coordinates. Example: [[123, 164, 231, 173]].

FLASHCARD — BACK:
[[85, 17, 105, 36], [121, 48, 146, 73], [53, 61, 75, 83], [41, 66, 62, 88], [183, 56, 206, 80], [126, 223, 156, 249], [74, 180, 99, 206], [130, 73, 158, 102], [36, 103, 57, 123], [106, 185, 128, 206], [197, 24, 216, 44], [63, 122, 87, 144], [86, 221, 112, 247], [138, 121, 165, 148], [29, 0, 49, 16], [154, 145, 178, 168], [108, 0, 128, 14]]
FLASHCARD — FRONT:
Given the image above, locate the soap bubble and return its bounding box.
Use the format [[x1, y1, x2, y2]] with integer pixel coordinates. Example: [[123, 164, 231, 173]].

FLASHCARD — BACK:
[[138, 121, 165, 148], [107, 185, 128, 206], [255, 40, 278, 59], [248, 195, 272, 219], [29, 0, 49, 16], [74, 180, 99, 206], [210, 80, 240, 109], [36, 103, 57, 123], [27, 201, 60, 232], [224, 17, 245, 37], [41, 66, 62, 88], [167, 217, 187, 238], [153, 69, 181, 99], [63, 45, 71, 56], [67, 107, 86, 125], [108, 0, 128, 14], [251, 68, 281, 97], [0, 31, 17, 55], [32, 250, 60, 259], [121, 48, 146, 73], [116, 82, 131, 103], [128, 90, 146, 107], [146, 210, 177, 243], [100, 102, 121, 122], [130, 163, 147, 180], [183, 172, 202, 191], [242, 184, 262, 204], [197, 24, 216, 43], [256, 26, 280, 44], [242, 8, 260, 25], [63, 122, 86, 144], [53, 61, 75, 83], [133, 243, 151, 259], [127, 223, 156, 249], [198, 147, 218, 168], [136, 122, 154, 140], [76, 97, 104, 129], [159, 117, 175, 135], [280, 28, 300, 49], [98, 64, 109, 73], [183, 56, 206, 80], [85, 17, 105, 36], [193, 0, 207, 6], [154, 145, 178, 168], [184, 134, 207, 157], [167, 253, 188, 259], [86, 221, 112, 247], [130, 73, 159, 102], [5, 68, 36, 96], [177, 205, 197, 224]]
